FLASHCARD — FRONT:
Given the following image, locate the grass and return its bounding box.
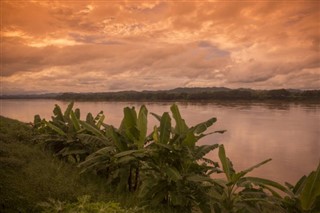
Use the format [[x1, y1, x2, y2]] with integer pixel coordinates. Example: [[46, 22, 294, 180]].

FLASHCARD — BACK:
[[0, 116, 182, 213], [0, 116, 112, 212]]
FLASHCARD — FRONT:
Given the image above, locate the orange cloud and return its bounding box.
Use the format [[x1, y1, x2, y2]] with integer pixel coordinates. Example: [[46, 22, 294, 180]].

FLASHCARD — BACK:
[[1, 1, 319, 94]]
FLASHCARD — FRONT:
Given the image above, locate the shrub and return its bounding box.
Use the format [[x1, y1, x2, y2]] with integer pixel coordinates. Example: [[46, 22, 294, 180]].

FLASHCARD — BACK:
[[39, 195, 142, 213]]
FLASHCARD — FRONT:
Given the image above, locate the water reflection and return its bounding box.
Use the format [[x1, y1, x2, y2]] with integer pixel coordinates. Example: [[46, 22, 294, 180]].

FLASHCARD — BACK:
[[0, 99, 319, 184]]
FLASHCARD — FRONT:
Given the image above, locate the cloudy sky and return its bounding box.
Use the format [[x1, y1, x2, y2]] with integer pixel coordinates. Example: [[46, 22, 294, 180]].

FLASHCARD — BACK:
[[1, 0, 319, 94]]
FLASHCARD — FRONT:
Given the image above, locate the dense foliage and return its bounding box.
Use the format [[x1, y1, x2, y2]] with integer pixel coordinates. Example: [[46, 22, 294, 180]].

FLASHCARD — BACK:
[[1, 87, 320, 101], [31, 103, 320, 212], [56, 88, 320, 101], [55, 88, 320, 101]]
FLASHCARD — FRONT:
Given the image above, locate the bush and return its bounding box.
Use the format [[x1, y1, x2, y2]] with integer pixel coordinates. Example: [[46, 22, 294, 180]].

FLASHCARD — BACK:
[[0, 116, 109, 213]]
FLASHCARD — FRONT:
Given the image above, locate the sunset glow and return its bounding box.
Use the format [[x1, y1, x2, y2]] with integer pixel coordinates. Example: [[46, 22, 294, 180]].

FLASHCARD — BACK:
[[1, 0, 320, 94]]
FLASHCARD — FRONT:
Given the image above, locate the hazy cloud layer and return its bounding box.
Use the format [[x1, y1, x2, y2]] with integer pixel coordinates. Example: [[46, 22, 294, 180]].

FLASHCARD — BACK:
[[1, 1, 319, 94]]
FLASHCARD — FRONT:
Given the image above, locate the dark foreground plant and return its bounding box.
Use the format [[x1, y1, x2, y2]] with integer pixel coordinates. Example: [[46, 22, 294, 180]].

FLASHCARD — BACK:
[[78, 104, 225, 212], [282, 162, 320, 213], [79, 105, 149, 193], [209, 145, 292, 213], [136, 104, 225, 213], [34, 102, 106, 162]]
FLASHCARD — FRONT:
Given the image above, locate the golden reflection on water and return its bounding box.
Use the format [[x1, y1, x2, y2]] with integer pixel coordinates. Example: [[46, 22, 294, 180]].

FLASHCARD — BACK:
[[1, 99, 319, 184]]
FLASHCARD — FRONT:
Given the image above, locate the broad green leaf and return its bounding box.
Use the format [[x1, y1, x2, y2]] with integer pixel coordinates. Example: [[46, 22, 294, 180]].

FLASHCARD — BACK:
[[80, 121, 107, 140], [285, 182, 294, 190], [182, 131, 197, 147], [122, 107, 140, 142], [34, 114, 41, 124], [241, 177, 293, 196], [164, 166, 182, 181], [194, 130, 226, 143], [218, 144, 232, 181], [75, 108, 80, 119], [150, 112, 162, 122], [79, 152, 112, 173], [202, 157, 219, 166], [33, 114, 42, 128], [117, 155, 136, 164], [46, 121, 66, 136], [293, 175, 307, 195], [186, 174, 214, 184], [86, 113, 95, 126], [193, 117, 217, 134], [94, 111, 103, 120], [195, 144, 219, 160], [125, 107, 135, 119], [77, 134, 107, 146], [300, 162, 320, 210], [159, 112, 171, 144], [259, 184, 282, 198], [234, 158, 272, 182], [96, 113, 105, 129], [64, 101, 74, 119], [137, 105, 148, 149], [70, 110, 80, 131], [114, 150, 143, 158], [106, 126, 127, 151], [170, 104, 188, 135], [152, 125, 159, 143], [53, 104, 64, 122], [84, 147, 114, 159]]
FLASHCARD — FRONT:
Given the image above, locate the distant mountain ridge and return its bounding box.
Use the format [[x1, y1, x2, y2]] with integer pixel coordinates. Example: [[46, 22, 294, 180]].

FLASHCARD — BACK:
[[1, 87, 319, 101], [168, 87, 232, 93]]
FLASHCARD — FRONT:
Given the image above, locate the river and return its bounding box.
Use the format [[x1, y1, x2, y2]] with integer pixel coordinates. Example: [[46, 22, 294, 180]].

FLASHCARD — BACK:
[[1, 99, 319, 185]]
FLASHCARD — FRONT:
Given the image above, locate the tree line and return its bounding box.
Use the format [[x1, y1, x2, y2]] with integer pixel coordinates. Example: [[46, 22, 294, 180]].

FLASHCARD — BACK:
[[57, 88, 320, 101], [1, 88, 320, 101]]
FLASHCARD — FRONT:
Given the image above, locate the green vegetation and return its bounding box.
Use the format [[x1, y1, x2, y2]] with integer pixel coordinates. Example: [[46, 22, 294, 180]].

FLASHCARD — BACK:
[[1, 87, 320, 101], [55, 88, 319, 102], [39, 196, 141, 213], [1, 103, 319, 213], [0, 117, 105, 212]]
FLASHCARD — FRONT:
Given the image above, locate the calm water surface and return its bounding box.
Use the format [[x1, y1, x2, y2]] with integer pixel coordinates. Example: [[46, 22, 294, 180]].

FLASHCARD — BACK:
[[1, 99, 319, 184]]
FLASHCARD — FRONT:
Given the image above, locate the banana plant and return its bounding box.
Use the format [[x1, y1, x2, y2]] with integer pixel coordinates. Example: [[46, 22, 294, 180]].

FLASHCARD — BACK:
[[33, 102, 106, 162], [33, 103, 320, 212], [79, 105, 149, 192], [138, 104, 225, 213], [209, 144, 293, 212], [282, 161, 320, 213]]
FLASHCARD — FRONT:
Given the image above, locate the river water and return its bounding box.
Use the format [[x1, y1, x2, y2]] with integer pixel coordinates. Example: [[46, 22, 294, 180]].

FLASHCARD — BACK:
[[1, 99, 319, 185]]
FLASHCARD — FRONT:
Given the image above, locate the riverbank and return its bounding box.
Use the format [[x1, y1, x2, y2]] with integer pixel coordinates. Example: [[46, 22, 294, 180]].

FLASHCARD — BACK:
[[0, 116, 170, 213]]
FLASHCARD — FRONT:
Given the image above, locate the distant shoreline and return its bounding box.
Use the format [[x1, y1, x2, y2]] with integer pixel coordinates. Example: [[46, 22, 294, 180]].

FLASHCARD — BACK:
[[1, 87, 319, 102]]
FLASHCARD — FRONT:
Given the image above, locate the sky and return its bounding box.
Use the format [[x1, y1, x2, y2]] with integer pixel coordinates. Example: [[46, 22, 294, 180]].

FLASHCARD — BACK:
[[1, 0, 319, 95]]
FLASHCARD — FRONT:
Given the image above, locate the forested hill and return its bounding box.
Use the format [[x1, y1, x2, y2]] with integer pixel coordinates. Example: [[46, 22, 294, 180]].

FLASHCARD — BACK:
[[1, 87, 320, 101]]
